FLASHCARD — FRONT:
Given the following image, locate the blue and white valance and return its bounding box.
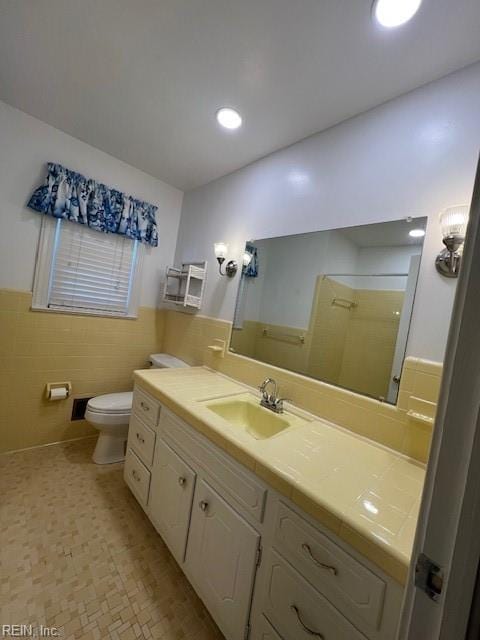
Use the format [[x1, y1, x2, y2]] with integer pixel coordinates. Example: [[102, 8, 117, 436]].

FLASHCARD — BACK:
[[27, 162, 159, 247]]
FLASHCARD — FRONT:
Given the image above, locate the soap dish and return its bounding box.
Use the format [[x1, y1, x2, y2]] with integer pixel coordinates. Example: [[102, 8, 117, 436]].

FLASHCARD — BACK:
[[406, 409, 435, 426], [406, 395, 436, 428], [207, 339, 226, 358]]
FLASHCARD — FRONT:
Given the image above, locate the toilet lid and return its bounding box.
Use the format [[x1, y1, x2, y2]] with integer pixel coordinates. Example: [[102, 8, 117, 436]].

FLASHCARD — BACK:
[[149, 353, 189, 368], [87, 392, 133, 414]]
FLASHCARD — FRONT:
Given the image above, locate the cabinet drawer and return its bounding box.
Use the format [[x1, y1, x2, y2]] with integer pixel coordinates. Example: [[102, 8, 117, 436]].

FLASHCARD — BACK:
[[263, 550, 366, 640], [149, 439, 196, 563], [161, 408, 266, 522], [252, 616, 283, 640], [128, 413, 156, 467], [124, 449, 151, 507], [274, 502, 385, 631], [132, 387, 160, 429]]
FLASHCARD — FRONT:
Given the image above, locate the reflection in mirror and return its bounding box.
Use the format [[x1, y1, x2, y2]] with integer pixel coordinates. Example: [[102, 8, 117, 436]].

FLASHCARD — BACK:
[[230, 218, 427, 404]]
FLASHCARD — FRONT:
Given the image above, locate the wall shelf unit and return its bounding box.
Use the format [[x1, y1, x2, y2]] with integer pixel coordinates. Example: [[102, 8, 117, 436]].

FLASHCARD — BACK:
[[162, 262, 207, 310]]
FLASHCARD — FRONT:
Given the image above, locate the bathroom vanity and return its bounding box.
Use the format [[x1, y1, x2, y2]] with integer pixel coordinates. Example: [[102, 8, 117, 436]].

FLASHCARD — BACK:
[[124, 367, 422, 640]]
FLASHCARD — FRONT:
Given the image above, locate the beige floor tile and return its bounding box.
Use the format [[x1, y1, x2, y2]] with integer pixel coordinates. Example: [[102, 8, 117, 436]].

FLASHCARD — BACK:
[[0, 439, 224, 640]]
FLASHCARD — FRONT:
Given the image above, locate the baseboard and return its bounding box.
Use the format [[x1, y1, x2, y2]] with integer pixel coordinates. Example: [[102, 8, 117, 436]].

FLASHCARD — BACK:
[[0, 434, 97, 456]]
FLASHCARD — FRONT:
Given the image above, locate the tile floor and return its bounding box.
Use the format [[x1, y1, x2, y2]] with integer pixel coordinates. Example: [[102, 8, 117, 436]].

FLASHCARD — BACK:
[[0, 438, 224, 640]]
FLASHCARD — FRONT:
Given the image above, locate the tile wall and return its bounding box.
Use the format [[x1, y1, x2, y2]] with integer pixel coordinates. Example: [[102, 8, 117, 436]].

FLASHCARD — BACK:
[[0, 289, 164, 453], [0, 291, 443, 464], [230, 277, 405, 401], [164, 310, 443, 464]]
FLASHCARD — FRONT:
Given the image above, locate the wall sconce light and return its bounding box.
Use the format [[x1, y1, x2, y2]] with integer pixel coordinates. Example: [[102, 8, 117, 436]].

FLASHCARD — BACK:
[[435, 205, 469, 278], [214, 242, 238, 277]]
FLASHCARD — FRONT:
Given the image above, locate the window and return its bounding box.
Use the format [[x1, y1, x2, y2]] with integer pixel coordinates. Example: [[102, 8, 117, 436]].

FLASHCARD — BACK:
[[33, 218, 143, 318]]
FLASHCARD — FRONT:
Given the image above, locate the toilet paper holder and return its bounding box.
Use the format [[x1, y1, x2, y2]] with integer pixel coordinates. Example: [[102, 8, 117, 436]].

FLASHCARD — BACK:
[[45, 381, 72, 401]]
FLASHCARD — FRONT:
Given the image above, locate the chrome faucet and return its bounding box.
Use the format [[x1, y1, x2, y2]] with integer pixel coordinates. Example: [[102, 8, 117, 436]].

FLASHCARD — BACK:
[[259, 378, 285, 414]]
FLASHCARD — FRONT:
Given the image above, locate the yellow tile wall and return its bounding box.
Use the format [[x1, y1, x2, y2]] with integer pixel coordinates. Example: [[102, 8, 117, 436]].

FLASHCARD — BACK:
[[0, 289, 164, 453], [231, 320, 310, 374], [164, 309, 443, 464], [308, 277, 351, 384], [230, 277, 405, 401], [1, 288, 442, 463], [230, 321, 258, 358], [162, 310, 229, 366], [337, 288, 404, 399]]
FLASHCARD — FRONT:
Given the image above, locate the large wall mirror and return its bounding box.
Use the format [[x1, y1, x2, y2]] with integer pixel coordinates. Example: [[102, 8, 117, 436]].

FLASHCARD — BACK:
[[230, 217, 427, 404]]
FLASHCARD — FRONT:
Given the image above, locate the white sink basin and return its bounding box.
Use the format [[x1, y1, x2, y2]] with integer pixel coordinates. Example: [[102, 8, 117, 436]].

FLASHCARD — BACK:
[[202, 392, 307, 440]]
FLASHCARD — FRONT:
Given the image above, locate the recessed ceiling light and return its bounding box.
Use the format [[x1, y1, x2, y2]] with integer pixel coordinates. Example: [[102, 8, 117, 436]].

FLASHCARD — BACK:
[[372, 0, 422, 28], [409, 228, 425, 238], [216, 107, 242, 130]]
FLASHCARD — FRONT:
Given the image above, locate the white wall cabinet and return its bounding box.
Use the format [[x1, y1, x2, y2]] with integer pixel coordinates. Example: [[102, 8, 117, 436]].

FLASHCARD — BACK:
[[124, 385, 403, 640], [185, 478, 261, 640]]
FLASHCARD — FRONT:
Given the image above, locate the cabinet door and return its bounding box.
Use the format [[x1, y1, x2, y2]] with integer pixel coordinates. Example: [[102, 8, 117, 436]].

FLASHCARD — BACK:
[[252, 616, 284, 640], [185, 478, 260, 640], [149, 439, 196, 563]]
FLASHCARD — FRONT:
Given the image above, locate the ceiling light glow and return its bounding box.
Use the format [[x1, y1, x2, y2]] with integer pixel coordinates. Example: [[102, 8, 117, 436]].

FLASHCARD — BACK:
[[363, 500, 379, 515], [216, 107, 242, 130], [373, 0, 422, 28], [409, 229, 425, 238]]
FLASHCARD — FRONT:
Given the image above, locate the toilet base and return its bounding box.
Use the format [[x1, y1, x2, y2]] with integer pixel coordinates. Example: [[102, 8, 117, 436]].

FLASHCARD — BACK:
[[93, 433, 127, 464]]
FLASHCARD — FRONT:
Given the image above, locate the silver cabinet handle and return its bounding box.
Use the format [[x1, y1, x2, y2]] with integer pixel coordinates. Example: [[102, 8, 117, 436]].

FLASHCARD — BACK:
[[178, 476, 186, 486], [131, 469, 140, 482], [199, 500, 209, 512], [140, 401, 150, 411], [290, 605, 324, 638], [136, 432, 145, 444], [301, 543, 338, 576]]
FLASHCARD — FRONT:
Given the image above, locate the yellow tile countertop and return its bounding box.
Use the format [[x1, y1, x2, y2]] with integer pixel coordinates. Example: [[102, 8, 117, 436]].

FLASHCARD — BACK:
[[134, 366, 425, 585]]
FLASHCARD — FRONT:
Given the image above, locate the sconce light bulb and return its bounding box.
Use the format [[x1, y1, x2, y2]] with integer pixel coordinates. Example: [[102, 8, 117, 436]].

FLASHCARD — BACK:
[[214, 242, 228, 261], [439, 205, 469, 240], [436, 205, 470, 279], [242, 252, 253, 267]]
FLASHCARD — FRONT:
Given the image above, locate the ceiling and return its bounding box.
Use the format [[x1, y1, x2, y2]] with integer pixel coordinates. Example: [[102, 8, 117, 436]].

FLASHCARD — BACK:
[[0, 1, 479, 191]]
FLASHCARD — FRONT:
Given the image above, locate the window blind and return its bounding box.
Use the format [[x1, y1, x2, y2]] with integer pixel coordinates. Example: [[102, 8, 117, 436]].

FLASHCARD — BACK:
[[48, 220, 138, 315]]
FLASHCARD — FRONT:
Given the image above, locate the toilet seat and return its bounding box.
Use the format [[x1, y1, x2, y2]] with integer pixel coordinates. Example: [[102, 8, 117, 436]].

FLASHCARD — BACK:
[[87, 392, 133, 415], [86, 353, 189, 464]]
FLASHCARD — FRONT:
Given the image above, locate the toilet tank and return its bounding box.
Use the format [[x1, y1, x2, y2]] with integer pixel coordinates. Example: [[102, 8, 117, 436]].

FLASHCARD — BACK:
[[149, 353, 189, 369]]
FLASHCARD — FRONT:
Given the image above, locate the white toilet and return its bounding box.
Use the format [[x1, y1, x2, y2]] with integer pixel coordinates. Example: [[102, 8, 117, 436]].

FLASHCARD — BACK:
[[86, 353, 189, 464]]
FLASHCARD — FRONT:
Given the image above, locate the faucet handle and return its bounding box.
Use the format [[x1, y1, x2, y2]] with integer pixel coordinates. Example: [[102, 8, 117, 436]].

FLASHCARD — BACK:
[[274, 397, 290, 413]]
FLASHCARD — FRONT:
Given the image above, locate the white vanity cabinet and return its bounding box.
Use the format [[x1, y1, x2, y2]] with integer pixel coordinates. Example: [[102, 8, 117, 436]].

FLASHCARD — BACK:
[[124, 385, 403, 640], [148, 439, 196, 563], [261, 549, 367, 640], [251, 617, 283, 640], [185, 478, 261, 640]]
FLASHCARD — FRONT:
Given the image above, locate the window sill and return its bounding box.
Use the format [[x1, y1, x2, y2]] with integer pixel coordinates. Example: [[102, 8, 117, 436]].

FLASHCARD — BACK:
[[31, 304, 138, 320]]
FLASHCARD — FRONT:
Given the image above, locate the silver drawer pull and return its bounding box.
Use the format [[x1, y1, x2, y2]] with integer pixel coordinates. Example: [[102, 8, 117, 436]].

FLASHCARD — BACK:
[[131, 469, 141, 482], [199, 500, 209, 512], [140, 401, 150, 411], [136, 433, 145, 444], [290, 605, 324, 638], [178, 476, 186, 486], [301, 543, 338, 576]]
